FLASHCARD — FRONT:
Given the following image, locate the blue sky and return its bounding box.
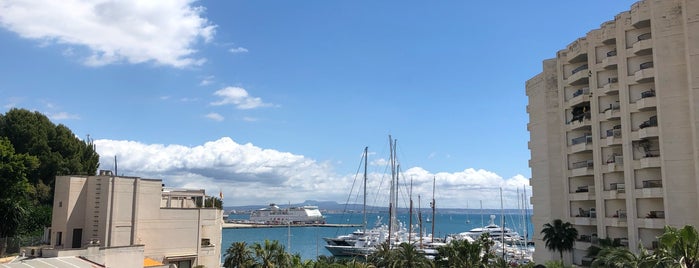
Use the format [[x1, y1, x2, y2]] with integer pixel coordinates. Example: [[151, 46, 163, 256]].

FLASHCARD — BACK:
[[0, 0, 637, 208]]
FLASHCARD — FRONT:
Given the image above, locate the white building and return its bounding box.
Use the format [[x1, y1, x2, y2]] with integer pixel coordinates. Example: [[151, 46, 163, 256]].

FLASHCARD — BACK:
[[527, 0, 699, 265], [43, 171, 223, 268]]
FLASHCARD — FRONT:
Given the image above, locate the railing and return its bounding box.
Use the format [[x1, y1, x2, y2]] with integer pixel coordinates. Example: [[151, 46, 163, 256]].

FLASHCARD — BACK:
[[639, 115, 658, 129], [602, 102, 620, 112], [576, 208, 596, 218], [606, 50, 617, 57], [570, 111, 591, 124], [646, 211, 665, 218], [575, 185, 590, 193], [606, 125, 622, 137], [640, 61, 654, 70], [606, 154, 623, 164], [610, 183, 625, 192], [571, 134, 592, 145], [572, 160, 594, 169], [572, 87, 590, 98], [643, 180, 662, 188], [641, 89, 655, 98], [637, 32, 652, 41], [614, 209, 627, 219], [571, 64, 589, 75], [607, 77, 619, 84]]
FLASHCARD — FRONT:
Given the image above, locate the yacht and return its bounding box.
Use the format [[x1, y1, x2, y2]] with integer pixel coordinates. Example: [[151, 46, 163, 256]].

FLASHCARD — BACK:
[[456, 215, 523, 243]]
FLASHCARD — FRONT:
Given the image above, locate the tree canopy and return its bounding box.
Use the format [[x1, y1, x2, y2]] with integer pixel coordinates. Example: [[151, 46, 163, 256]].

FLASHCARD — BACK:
[[0, 108, 100, 240]]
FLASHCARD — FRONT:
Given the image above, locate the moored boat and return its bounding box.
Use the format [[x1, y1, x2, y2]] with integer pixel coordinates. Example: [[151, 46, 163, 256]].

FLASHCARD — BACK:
[[250, 203, 325, 224]]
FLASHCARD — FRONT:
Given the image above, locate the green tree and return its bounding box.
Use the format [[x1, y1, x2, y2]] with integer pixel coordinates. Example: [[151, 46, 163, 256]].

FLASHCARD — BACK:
[[224, 241, 254, 268], [436, 238, 483, 268], [252, 239, 291, 268], [590, 244, 656, 268], [367, 242, 395, 268], [0, 137, 38, 255], [541, 219, 578, 261], [656, 225, 699, 268], [389, 243, 432, 268]]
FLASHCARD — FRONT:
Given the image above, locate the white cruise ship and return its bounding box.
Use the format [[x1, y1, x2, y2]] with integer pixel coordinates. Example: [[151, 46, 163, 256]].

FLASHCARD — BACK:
[[249, 204, 325, 224]]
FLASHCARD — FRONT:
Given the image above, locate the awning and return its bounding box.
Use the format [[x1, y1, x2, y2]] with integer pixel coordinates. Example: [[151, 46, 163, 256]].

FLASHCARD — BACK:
[[143, 257, 164, 267], [164, 254, 197, 261]]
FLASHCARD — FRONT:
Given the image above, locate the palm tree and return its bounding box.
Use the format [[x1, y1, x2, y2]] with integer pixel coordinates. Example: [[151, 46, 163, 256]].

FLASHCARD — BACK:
[[367, 242, 394, 268], [223, 241, 254, 268], [389, 243, 433, 268], [252, 239, 291, 268], [541, 219, 578, 261], [435, 239, 483, 268], [590, 244, 656, 268], [656, 225, 699, 268]]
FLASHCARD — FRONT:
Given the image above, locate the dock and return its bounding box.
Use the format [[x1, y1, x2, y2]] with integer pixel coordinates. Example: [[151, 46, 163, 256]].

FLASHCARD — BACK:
[[223, 223, 362, 229]]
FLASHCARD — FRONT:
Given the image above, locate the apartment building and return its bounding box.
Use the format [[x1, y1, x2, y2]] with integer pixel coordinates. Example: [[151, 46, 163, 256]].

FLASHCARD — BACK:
[[45, 171, 223, 268], [526, 0, 699, 265]]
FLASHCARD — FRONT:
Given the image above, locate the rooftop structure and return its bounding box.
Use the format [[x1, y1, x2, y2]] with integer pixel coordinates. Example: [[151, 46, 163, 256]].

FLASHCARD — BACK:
[[36, 170, 223, 268]]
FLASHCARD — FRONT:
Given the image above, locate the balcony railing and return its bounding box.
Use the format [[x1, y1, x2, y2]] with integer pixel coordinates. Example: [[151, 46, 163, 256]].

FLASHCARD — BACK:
[[640, 61, 654, 70], [614, 209, 627, 219], [571, 134, 592, 145], [571, 64, 589, 75], [639, 115, 658, 129], [572, 160, 594, 169], [610, 183, 626, 192], [572, 87, 590, 98], [643, 180, 662, 188], [602, 102, 620, 113], [646, 210, 665, 219], [641, 89, 655, 99], [606, 50, 617, 57], [607, 77, 619, 84], [606, 154, 623, 164], [576, 207, 597, 218], [637, 32, 652, 41], [606, 125, 622, 137]]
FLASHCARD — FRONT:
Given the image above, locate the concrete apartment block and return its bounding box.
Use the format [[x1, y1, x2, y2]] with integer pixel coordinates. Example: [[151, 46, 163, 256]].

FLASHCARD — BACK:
[[47, 171, 223, 268], [526, 0, 699, 265]]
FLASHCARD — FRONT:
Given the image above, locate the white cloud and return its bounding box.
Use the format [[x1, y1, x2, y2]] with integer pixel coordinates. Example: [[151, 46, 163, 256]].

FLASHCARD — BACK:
[[199, 75, 215, 86], [210, 86, 271, 110], [0, 0, 216, 68], [93, 137, 531, 208], [50, 111, 80, 120], [242, 116, 258, 122], [205, 112, 224, 121], [229, 47, 248, 53]]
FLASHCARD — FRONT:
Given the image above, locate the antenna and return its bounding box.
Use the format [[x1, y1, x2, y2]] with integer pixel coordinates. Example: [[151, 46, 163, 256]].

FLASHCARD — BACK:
[[114, 155, 118, 176]]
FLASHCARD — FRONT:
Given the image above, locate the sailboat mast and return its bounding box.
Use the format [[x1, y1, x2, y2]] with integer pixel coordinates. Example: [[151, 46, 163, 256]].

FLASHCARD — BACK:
[[418, 195, 423, 248], [363, 146, 368, 236], [387, 136, 395, 245], [409, 176, 413, 243], [500, 188, 505, 261], [431, 176, 436, 243]]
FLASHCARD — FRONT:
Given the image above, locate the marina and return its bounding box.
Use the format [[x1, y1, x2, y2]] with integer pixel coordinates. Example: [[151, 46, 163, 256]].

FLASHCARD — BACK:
[[223, 222, 362, 229]]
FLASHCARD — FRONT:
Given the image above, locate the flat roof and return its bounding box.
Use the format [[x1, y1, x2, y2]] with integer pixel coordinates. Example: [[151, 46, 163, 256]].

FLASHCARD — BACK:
[[0, 256, 101, 268]]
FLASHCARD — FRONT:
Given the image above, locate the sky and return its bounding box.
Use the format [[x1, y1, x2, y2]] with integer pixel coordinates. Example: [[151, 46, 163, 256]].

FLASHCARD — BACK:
[[0, 0, 639, 209]]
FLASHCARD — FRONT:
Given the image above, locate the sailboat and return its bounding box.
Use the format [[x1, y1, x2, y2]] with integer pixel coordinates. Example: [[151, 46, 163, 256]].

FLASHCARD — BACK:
[[324, 136, 434, 257]]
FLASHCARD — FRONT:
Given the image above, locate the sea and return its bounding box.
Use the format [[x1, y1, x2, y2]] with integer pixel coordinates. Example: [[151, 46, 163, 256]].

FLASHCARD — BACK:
[[221, 212, 534, 262]]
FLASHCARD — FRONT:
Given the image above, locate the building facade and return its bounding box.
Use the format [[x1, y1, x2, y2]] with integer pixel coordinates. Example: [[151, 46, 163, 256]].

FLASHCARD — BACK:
[[526, 0, 699, 265], [47, 171, 223, 268]]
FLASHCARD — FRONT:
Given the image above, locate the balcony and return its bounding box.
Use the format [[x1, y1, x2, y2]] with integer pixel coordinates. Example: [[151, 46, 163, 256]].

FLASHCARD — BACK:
[[636, 180, 663, 198], [606, 155, 624, 172], [574, 208, 597, 226], [601, 51, 618, 70], [639, 115, 658, 129], [637, 210, 665, 228], [633, 89, 657, 111], [606, 209, 628, 227], [631, 33, 653, 55], [568, 64, 589, 86], [601, 103, 621, 120], [571, 185, 596, 200], [570, 160, 594, 176], [569, 134, 593, 153], [567, 88, 591, 106], [630, 1, 651, 28], [604, 183, 627, 199], [636, 156, 661, 169], [600, 77, 619, 95], [632, 126, 659, 140], [634, 62, 655, 83]]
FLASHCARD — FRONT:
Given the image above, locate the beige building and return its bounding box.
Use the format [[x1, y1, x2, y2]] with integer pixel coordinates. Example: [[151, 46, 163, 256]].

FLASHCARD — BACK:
[[526, 0, 699, 265], [44, 171, 223, 268]]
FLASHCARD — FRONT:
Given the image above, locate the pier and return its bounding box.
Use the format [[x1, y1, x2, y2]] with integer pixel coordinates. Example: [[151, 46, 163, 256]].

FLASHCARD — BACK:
[[223, 223, 362, 229]]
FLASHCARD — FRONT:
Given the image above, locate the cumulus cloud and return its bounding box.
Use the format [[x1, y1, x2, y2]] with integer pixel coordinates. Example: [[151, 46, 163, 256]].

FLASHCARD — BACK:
[[199, 75, 215, 86], [229, 47, 248, 53], [210, 87, 271, 109], [49, 111, 80, 120], [93, 138, 531, 208], [0, 0, 216, 67], [205, 112, 224, 121]]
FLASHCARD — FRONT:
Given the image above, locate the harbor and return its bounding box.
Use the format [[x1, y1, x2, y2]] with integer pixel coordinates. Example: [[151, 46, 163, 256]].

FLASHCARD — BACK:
[[223, 222, 362, 229]]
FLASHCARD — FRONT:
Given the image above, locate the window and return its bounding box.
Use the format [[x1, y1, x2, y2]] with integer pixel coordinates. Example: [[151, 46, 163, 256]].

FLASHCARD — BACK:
[[201, 238, 211, 247], [56, 232, 62, 246]]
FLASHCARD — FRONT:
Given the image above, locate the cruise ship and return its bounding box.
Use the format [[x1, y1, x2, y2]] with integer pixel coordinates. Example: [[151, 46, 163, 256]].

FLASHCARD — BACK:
[[249, 204, 325, 224]]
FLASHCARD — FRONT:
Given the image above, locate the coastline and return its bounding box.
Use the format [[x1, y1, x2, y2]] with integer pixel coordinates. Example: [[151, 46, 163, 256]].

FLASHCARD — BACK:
[[223, 223, 362, 229]]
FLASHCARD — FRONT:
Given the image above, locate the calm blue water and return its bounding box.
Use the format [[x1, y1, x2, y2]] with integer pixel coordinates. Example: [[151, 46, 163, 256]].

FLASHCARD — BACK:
[[221, 212, 534, 261]]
